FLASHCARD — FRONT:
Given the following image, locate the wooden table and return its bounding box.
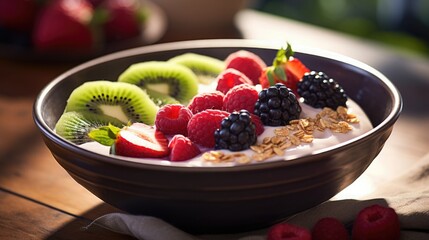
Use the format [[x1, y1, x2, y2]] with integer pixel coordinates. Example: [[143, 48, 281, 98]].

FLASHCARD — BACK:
[[1, 9, 429, 239]]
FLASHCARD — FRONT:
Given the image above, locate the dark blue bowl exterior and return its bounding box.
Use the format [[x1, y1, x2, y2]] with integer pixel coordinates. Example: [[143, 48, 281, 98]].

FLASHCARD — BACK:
[[33, 40, 401, 233]]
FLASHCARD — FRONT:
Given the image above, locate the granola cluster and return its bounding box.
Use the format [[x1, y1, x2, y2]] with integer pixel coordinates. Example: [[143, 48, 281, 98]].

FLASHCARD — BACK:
[[202, 106, 360, 164]]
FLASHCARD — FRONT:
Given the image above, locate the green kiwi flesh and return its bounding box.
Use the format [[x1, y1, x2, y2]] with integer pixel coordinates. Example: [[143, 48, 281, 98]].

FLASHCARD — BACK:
[[64, 80, 159, 125], [168, 53, 225, 84], [118, 61, 199, 104], [55, 111, 125, 144], [145, 89, 180, 106]]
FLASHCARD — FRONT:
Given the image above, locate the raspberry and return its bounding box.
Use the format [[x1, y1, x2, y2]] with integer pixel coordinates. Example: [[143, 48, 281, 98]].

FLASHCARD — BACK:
[[250, 113, 264, 136], [267, 223, 312, 240], [352, 204, 400, 240], [187, 91, 224, 114], [312, 217, 348, 240], [223, 84, 259, 113], [225, 50, 267, 85], [187, 109, 230, 148], [155, 104, 193, 136], [214, 110, 257, 151], [168, 135, 201, 161], [216, 68, 253, 94]]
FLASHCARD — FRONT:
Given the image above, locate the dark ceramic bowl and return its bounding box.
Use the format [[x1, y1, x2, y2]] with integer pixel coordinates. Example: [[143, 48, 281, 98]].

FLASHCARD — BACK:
[[33, 39, 402, 234]]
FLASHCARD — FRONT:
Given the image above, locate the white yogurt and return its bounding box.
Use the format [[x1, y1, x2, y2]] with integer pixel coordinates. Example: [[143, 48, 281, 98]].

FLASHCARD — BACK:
[[79, 98, 373, 167]]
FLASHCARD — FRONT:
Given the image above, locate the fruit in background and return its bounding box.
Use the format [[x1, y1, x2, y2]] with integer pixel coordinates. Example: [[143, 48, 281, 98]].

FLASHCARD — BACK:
[[88, 0, 104, 7], [168, 135, 201, 161], [254, 83, 302, 126], [55, 111, 124, 144], [33, 0, 95, 53], [224, 50, 267, 85], [267, 222, 312, 240], [114, 122, 169, 158], [214, 110, 257, 151], [187, 91, 224, 114], [215, 68, 253, 94], [155, 104, 193, 136], [168, 53, 225, 85], [118, 61, 199, 104], [0, 0, 38, 31], [98, 0, 147, 42], [352, 204, 400, 240], [311, 217, 348, 240], [187, 109, 230, 148], [223, 84, 259, 113], [64, 80, 159, 125], [259, 43, 309, 94], [297, 71, 348, 110]]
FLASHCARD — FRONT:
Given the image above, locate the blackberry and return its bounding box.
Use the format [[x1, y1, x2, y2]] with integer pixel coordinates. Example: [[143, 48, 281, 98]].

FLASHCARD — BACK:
[[297, 71, 347, 109], [214, 110, 257, 151], [254, 83, 301, 126]]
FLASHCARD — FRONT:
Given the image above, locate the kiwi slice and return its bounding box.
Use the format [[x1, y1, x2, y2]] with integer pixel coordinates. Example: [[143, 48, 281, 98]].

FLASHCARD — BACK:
[[168, 53, 225, 84], [145, 89, 180, 106], [55, 111, 124, 144], [118, 61, 199, 104], [64, 80, 158, 125]]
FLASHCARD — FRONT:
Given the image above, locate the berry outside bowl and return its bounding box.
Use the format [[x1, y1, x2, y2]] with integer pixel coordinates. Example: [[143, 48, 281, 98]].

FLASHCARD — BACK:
[[33, 39, 402, 234]]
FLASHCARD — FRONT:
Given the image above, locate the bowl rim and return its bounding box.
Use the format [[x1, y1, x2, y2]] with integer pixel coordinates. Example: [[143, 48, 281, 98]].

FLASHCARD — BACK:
[[33, 39, 402, 172]]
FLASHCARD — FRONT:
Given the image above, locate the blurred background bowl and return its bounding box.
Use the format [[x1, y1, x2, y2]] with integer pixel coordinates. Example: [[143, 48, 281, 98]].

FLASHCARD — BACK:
[[33, 39, 402, 234]]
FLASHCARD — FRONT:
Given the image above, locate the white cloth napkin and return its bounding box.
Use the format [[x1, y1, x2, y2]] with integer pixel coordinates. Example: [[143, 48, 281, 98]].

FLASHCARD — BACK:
[[86, 153, 429, 240]]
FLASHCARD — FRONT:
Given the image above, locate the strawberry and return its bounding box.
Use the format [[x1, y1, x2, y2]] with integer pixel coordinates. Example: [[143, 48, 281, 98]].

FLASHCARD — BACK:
[[352, 204, 400, 240], [216, 68, 253, 94], [312, 217, 348, 240], [33, 0, 95, 53], [259, 43, 309, 95], [168, 135, 201, 161], [0, 0, 38, 31], [99, 0, 146, 42], [224, 50, 267, 85], [267, 222, 312, 240], [115, 123, 169, 158]]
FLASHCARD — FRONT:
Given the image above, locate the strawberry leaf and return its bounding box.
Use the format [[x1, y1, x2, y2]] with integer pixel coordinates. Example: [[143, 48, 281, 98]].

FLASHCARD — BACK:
[[274, 66, 287, 81], [88, 123, 121, 146], [272, 42, 294, 67], [267, 68, 276, 86]]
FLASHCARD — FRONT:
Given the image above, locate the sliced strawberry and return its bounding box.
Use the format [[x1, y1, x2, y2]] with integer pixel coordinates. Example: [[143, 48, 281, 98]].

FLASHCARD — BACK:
[[115, 122, 169, 158], [33, 0, 95, 53], [99, 0, 145, 42], [260, 43, 309, 95], [267, 222, 312, 240], [352, 204, 400, 240], [216, 68, 253, 94], [225, 50, 267, 85], [286, 57, 310, 94], [168, 135, 201, 161]]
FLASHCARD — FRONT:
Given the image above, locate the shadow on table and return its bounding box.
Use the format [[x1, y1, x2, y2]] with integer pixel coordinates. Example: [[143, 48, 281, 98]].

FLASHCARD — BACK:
[[45, 203, 135, 240]]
